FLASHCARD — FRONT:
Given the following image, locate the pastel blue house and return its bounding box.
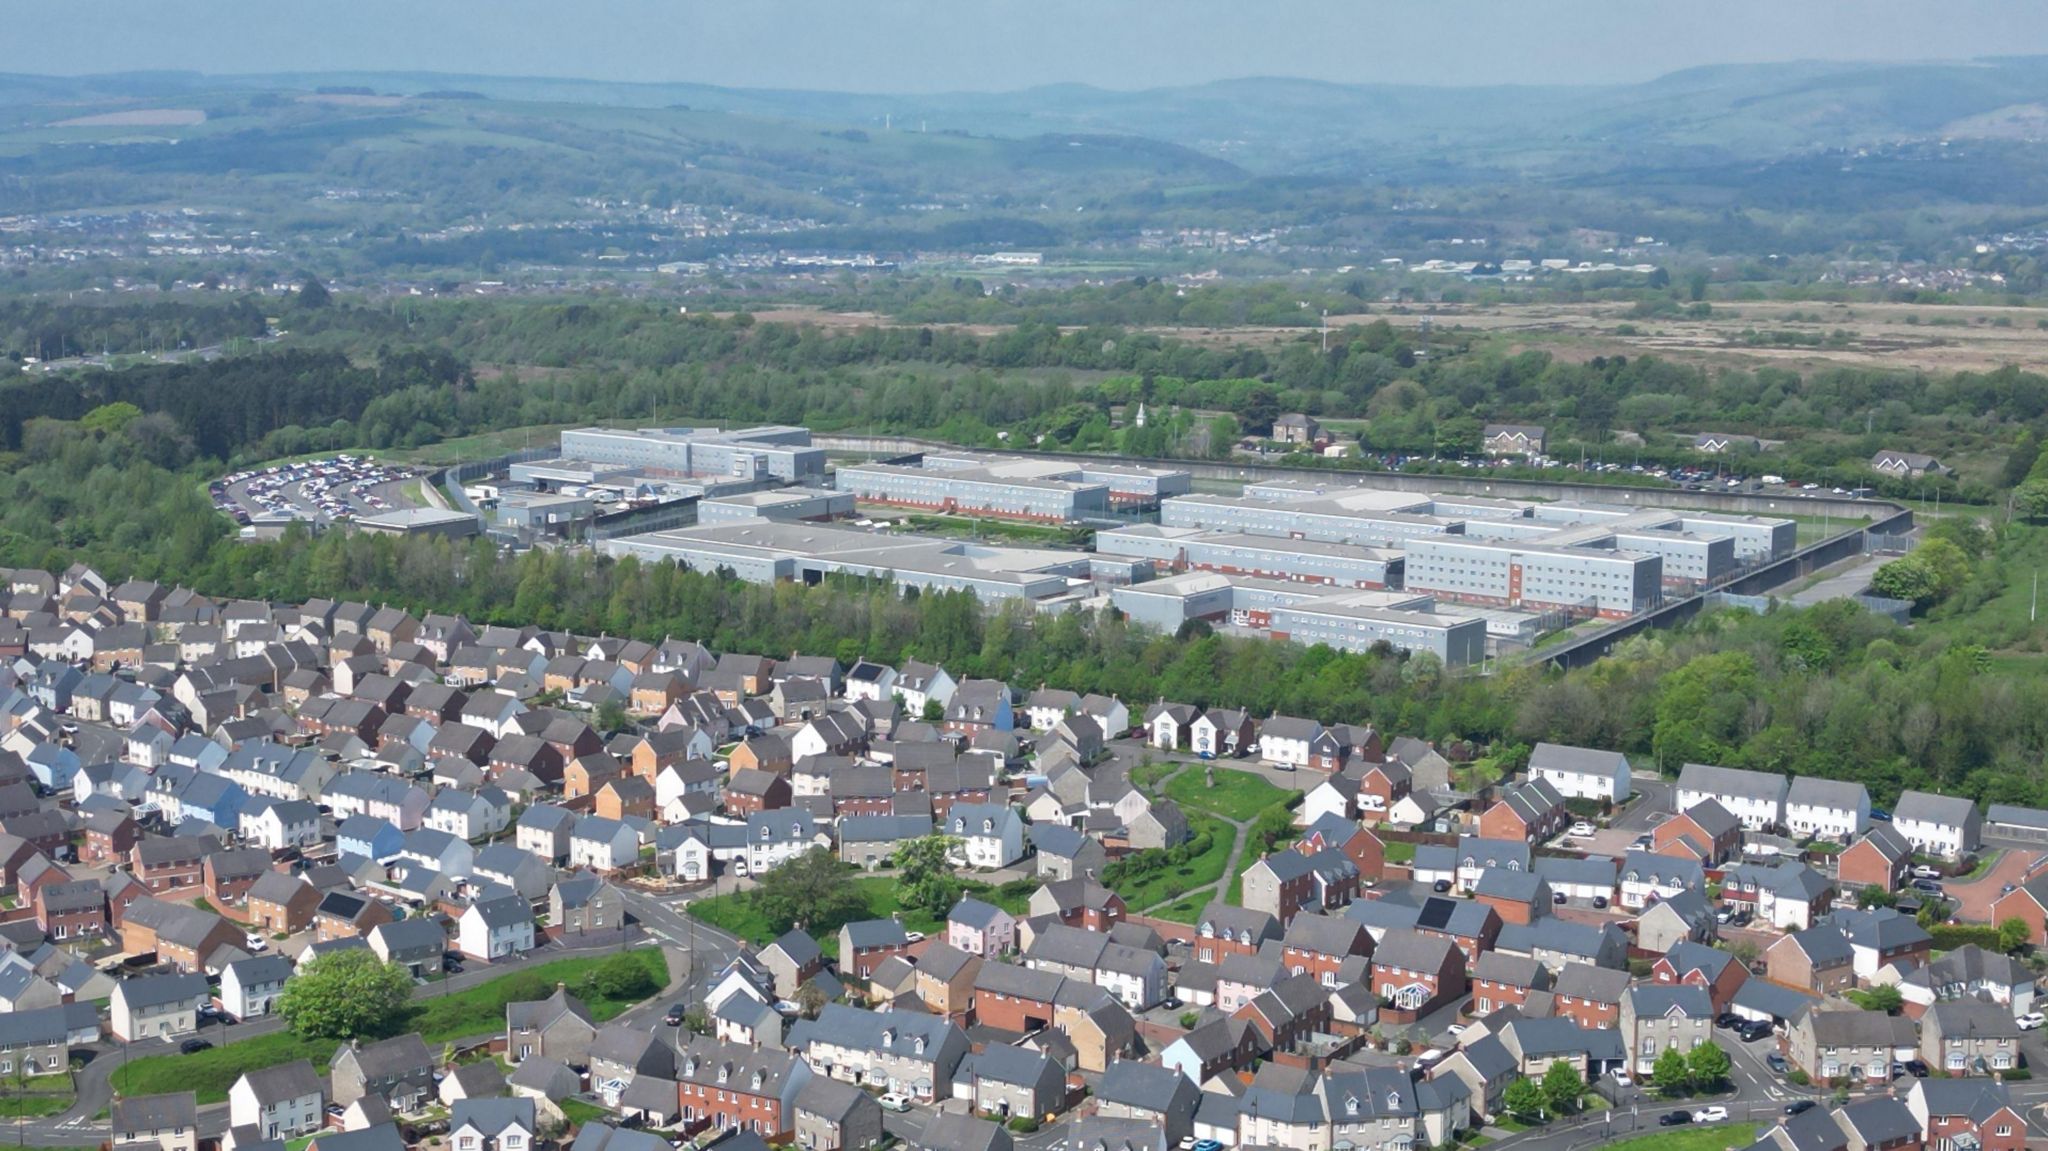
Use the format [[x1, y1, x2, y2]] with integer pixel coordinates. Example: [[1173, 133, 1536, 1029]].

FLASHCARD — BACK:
[[337, 815, 405, 862], [24, 744, 81, 791], [171, 772, 248, 828]]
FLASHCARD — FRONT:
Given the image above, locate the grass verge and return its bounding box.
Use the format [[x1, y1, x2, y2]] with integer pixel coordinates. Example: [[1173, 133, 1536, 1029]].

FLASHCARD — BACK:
[[1107, 815, 1235, 914], [1163, 767, 1300, 822], [112, 948, 668, 1103]]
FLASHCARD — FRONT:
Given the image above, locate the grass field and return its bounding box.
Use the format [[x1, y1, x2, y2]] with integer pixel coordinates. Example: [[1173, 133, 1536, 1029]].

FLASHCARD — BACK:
[[1106, 815, 1235, 915], [559, 1099, 611, 1127], [1385, 840, 1417, 864], [0, 1073, 77, 1117], [111, 949, 669, 1103], [1163, 767, 1300, 822], [688, 875, 1034, 958], [1601, 1127, 1749, 1151]]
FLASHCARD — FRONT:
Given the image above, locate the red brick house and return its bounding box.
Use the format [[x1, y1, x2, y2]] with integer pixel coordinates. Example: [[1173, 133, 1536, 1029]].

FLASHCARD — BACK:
[[203, 849, 274, 908], [594, 776, 656, 822], [247, 871, 321, 934], [837, 919, 912, 980], [1357, 760, 1412, 816], [1476, 779, 1568, 845], [81, 810, 139, 864], [1909, 1080, 2025, 1151], [1027, 879, 1126, 933], [1192, 903, 1280, 966], [1370, 929, 1467, 1020], [725, 769, 792, 818], [1765, 924, 1857, 994], [972, 961, 1065, 1033], [1651, 798, 1743, 865], [674, 1037, 803, 1139], [1651, 940, 1748, 1011], [1279, 914, 1372, 986], [130, 837, 207, 893], [1233, 973, 1330, 1050], [1296, 816, 1386, 885], [1552, 963, 1628, 1030], [1469, 952, 1550, 1017], [35, 879, 106, 941], [314, 889, 394, 942], [1839, 824, 1913, 895]]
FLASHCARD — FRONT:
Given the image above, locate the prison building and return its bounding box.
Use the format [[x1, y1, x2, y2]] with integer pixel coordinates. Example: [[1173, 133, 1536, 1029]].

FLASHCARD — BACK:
[[1158, 493, 1459, 548], [1112, 572, 1333, 633], [599, 522, 1087, 604], [1268, 599, 1487, 668], [697, 489, 855, 526], [1403, 537, 1661, 619], [1676, 514, 1797, 561], [921, 454, 1193, 507], [549, 426, 827, 483], [1095, 526, 1405, 590], [835, 461, 1111, 522]]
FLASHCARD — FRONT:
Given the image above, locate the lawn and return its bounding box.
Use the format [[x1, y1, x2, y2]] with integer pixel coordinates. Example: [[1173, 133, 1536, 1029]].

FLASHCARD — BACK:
[[1106, 815, 1236, 914], [559, 1099, 611, 1127], [1224, 834, 1266, 905], [1601, 1127, 1749, 1151], [1129, 759, 1179, 797], [111, 949, 669, 1103], [1163, 767, 1300, 822], [0, 1072, 76, 1117], [689, 875, 1033, 959]]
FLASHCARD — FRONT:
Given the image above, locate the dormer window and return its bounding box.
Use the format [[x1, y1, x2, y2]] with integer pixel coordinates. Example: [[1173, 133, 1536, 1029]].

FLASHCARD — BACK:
[[913, 1035, 926, 1055], [1386, 1091, 1401, 1110], [1344, 1096, 1359, 1117], [717, 1066, 730, 1084], [982, 819, 993, 833], [759, 826, 770, 840]]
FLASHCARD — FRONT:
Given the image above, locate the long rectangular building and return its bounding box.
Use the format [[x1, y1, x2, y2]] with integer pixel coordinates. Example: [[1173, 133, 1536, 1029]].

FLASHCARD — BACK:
[[599, 521, 1088, 602], [1095, 525, 1404, 589], [1404, 536, 1661, 619], [836, 460, 1111, 522], [1160, 492, 1458, 547], [1110, 573, 1483, 667], [543, 426, 827, 483], [923, 453, 1193, 505]]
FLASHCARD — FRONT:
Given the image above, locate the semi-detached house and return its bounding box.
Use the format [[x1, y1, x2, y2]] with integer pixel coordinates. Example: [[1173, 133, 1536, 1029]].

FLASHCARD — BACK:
[[1785, 777, 1870, 842], [1893, 790, 1982, 861], [1527, 742, 1632, 803], [1676, 762, 1787, 832]]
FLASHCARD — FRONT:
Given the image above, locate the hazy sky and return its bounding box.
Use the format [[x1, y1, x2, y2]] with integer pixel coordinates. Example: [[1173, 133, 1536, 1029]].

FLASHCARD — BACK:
[[18, 0, 2048, 92]]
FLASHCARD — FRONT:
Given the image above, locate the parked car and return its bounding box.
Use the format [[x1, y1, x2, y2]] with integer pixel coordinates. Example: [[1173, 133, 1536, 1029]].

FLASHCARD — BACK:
[[1693, 1107, 1729, 1123], [1715, 1012, 1741, 1030], [1912, 878, 1944, 895], [1905, 1060, 1930, 1078], [1737, 1019, 1774, 1042], [1784, 1101, 1816, 1116], [878, 1093, 912, 1113], [1766, 1052, 1789, 1074], [2019, 1012, 2045, 1031], [1553, 890, 1567, 905], [1591, 895, 1609, 909], [1569, 821, 1596, 837], [1912, 865, 1943, 880], [1611, 1072, 1634, 1088], [180, 1038, 212, 1054], [1192, 1142, 1224, 1151], [1870, 806, 1892, 822], [1632, 834, 1654, 850], [1432, 879, 1452, 893], [904, 931, 925, 943], [1659, 1111, 1693, 1127]]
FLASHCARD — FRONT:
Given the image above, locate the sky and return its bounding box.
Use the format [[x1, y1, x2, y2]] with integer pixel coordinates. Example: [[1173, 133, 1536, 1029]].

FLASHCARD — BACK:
[[15, 1, 2048, 92]]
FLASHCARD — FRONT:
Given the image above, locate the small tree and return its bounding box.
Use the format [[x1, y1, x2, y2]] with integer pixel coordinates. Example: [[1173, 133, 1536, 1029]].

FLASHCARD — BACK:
[[584, 951, 658, 1001], [596, 699, 630, 734], [796, 981, 827, 1019], [277, 949, 413, 1040], [1688, 1041, 1732, 1091], [1539, 1059, 1582, 1116], [893, 833, 964, 915], [1853, 985, 1903, 1015], [1856, 885, 1897, 909], [921, 699, 945, 722], [1651, 1046, 1692, 1097], [1999, 916, 2032, 954], [1503, 1077, 1544, 1122]]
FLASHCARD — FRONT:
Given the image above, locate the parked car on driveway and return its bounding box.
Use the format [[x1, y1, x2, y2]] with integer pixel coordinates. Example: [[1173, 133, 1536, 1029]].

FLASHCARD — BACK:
[[1569, 821, 1596, 837], [2019, 1012, 2045, 1031], [878, 1093, 911, 1113]]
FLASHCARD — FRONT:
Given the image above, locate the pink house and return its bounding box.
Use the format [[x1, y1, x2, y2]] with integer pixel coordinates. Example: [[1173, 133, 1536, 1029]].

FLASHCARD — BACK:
[[946, 896, 1016, 956]]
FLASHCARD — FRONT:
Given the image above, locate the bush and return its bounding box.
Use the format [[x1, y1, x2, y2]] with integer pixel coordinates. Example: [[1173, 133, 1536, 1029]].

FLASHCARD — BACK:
[[1179, 1011, 1201, 1029], [1788, 1070, 1811, 1086], [1929, 925, 2002, 951], [1007, 1117, 1040, 1133], [583, 951, 659, 1001]]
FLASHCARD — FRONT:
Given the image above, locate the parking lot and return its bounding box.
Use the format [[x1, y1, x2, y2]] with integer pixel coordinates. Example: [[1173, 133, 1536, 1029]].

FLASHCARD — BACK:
[[211, 454, 425, 527]]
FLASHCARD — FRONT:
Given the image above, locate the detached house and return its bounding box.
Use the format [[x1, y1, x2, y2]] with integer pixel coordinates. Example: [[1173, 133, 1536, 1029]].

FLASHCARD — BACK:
[[1528, 743, 1632, 803], [1476, 778, 1568, 844]]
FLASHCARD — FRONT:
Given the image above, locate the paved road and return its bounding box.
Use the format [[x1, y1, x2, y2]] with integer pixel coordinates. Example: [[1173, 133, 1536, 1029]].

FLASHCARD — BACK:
[[1949, 848, 2043, 922]]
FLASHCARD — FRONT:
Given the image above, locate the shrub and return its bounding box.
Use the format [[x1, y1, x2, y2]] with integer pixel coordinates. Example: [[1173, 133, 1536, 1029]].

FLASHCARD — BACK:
[[1007, 1117, 1040, 1133], [1788, 1070, 1811, 1086], [1929, 925, 2002, 951]]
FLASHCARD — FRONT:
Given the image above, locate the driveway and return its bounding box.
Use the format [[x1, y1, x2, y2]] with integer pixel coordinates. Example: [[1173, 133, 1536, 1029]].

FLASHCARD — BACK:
[[1949, 849, 2042, 923]]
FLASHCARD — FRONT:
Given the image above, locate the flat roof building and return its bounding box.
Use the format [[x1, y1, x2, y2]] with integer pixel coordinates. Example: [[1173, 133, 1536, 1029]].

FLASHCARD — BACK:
[[697, 489, 855, 526], [599, 522, 1088, 603], [354, 507, 480, 540], [545, 426, 826, 484], [1095, 525, 1405, 590]]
